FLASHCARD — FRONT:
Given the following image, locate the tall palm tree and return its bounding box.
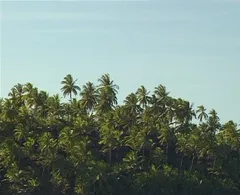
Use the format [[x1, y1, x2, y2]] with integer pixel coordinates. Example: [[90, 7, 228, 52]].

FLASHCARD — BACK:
[[208, 109, 221, 133], [61, 74, 81, 100], [151, 85, 170, 120], [80, 82, 98, 114], [209, 109, 219, 122], [136, 85, 151, 109], [97, 74, 119, 113], [196, 105, 208, 122]]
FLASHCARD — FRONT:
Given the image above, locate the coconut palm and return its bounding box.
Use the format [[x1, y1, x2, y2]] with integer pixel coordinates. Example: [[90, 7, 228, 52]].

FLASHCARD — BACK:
[[153, 84, 170, 104], [208, 109, 221, 134], [2, 99, 18, 122], [175, 99, 196, 125], [97, 74, 119, 113], [70, 98, 84, 119], [47, 94, 62, 118], [196, 105, 208, 122], [124, 93, 141, 115], [35, 91, 49, 117], [23, 83, 37, 107], [61, 74, 81, 100], [136, 85, 151, 109], [80, 82, 98, 114], [9, 83, 24, 107]]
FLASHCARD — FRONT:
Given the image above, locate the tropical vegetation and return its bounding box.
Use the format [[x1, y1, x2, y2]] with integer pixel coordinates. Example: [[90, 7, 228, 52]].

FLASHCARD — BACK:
[[0, 74, 239, 195]]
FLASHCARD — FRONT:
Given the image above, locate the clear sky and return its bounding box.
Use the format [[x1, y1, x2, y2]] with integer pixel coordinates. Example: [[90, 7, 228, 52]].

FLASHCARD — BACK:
[[0, 0, 239, 123]]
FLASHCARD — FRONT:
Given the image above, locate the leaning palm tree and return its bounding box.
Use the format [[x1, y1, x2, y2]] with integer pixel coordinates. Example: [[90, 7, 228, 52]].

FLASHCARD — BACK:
[[196, 105, 208, 122], [61, 74, 81, 100]]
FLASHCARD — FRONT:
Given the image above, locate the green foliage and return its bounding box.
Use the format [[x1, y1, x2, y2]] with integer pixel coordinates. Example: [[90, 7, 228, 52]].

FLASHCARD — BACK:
[[0, 74, 239, 195]]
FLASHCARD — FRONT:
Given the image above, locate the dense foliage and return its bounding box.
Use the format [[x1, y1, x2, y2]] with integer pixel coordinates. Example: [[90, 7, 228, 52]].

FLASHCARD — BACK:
[[0, 74, 239, 195]]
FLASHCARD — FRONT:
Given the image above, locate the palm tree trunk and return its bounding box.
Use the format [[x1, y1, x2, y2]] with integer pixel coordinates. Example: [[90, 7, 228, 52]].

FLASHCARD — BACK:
[[190, 153, 195, 172], [179, 155, 184, 177], [213, 156, 216, 168], [116, 148, 119, 161], [66, 174, 76, 195], [166, 143, 169, 163], [142, 146, 145, 168], [109, 148, 112, 165], [148, 149, 152, 168]]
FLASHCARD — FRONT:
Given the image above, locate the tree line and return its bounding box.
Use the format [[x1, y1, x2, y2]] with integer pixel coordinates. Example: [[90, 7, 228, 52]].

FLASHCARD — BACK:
[[0, 73, 239, 195]]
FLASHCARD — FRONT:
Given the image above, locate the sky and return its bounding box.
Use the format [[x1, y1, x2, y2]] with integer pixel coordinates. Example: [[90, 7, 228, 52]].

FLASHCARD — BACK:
[[0, 0, 240, 123]]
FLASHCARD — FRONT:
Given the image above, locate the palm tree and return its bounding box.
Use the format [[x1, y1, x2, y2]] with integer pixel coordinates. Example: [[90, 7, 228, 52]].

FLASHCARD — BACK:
[[59, 127, 75, 152], [61, 74, 81, 100], [47, 94, 62, 118], [38, 132, 58, 166], [196, 105, 208, 122], [99, 120, 123, 165], [218, 121, 240, 150], [14, 123, 28, 143], [208, 109, 221, 134], [2, 99, 18, 122], [23, 83, 36, 107], [124, 93, 141, 115], [175, 99, 196, 125], [158, 125, 175, 163], [184, 101, 196, 122], [70, 98, 84, 119], [80, 82, 98, 114], [14, 83, 24, 97], [136, 85, 151, 109], [97, 74, 119, 113], [151, 85, 170, 120], [35, 91, 49, 117], [9, 83, 24, 107], [8, 87, 18, 106], [153, 84, 170, 104]]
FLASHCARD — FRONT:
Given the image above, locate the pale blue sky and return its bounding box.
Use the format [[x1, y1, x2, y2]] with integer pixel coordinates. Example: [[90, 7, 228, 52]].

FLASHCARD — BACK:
[[0, 0, 240, 123]]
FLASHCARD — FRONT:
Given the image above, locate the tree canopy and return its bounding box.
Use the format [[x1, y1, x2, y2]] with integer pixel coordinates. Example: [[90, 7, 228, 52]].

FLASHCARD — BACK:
[[0, 74, 239, 195]]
